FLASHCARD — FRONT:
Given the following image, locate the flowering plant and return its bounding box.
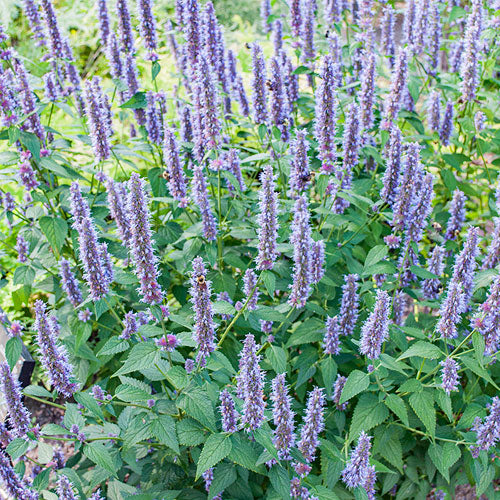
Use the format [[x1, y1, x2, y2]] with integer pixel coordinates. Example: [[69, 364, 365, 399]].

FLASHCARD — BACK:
[[0, 0, 499, 498]]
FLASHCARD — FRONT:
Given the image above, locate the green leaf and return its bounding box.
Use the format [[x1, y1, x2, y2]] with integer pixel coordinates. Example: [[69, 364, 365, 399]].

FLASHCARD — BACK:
[[122, 415, 153, 448], [39, 216, 68, 253], [13, 265, 35, 286], [428, 442, 461, 482], [384, 393, 409, 426], [349, 394, 389, 440], [115, 384, 151, 402], [19, 130, 40, 160], [377, 427, 403, 473], [120, 92, 147, 109], [152, 61, 161, 80], [5, 336, 23, 369], [24, 385, 52, 398], [398, 341, 442, 361], [254, 425, 279, 461], [262, 270, 276, 297], [409, 390, 435, 438], [209, 463, 237, 499], [213, 300, 236, 316], [6, 438, 29, 460], [409, 265, 439, 280], [83, 443, 117, 476], [266, 345, 287, 374], [97, 337, 129, 357], [321, 357, 337, 398], [461, 356, 499, 389], [113, 342, 160, 377], [268, 465, 290, 499], [176, 418, 206, 446], [195, 433, 232, 479], [37, 442, 53, 464], [339, 370, 369, 404], [177, 388, 217, 431], [363, 245, 388, 269], [151, 415, 179, 453], [228, 433, 266, 474]]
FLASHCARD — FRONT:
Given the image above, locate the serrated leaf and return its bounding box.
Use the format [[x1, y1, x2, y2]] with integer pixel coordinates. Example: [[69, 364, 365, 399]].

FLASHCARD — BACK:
[[13, 265, 35, 286], [321, 357, 337, 398], [177, 388, 216, 431], [24, 385, 52, 398], [151, 415, 179, 453], [83, 443, 117, 476], [113, 342, 160, 377], [120, 91, 147, 109], [339, 370, 369, 404], [97, 337, 129, 357], [428, 442, 461, 482], [349, 394, 389, 440], [37, 442, 53, 464], [461, 355, 500, 389], [176, 418, 206, 446], [228, 433, 266, 474], [6, 438, 29, 460], [398, 341, 442, 361], [262, 270, 276, 297], [209, 462, 237, 499], [115, 384, 151, 402], [195, 433, 232, 479], [384, 393, 409, 426], [213, 300, 236, 316], [39, 216, 68, 253], [409, 391, 435, 438], [5, 336, 22, 369], [364, 245, 387, 269], [268, 465, 290, 499], [409, 265, 439, 280], [266, 345, 287, 374], [123, 415, 152, 448]]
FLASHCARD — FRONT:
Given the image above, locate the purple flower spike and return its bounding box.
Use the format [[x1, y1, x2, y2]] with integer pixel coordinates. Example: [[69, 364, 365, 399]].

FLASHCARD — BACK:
[[271, 373, 295, 460], [333, 375, 348, 410], [106, 33, 123, 80], [223, 149, 245, 193], [300, 0, 316, 64], [21, 0, 46, 46], [428, 90, 441, 132], [339, 274, 360, 336], [474, 111, 486, 132], [163, 128, 188, 207], [297, 387, 325, 463], [359, 290, 390, 359], [0, 362, 31, 437], [289, 0, 302, 40], [189, 257, 216, 367], [269, 56, 289, 141], [257, 164, 279, 270], [364, 465, 377, 500], [315, 54, 338, 173], [437, 280, 465, 339], [219, 389, 238, 433], [440, 101, 454, 146], [260, 0, 271, 33], [120, 311, 138, 339], [422, 245, 445, 300], [137, 0, 158, 60], [381, 6, 395, 67], [289, 195, 312, 308], [342, 431, 372, 489], [34, 301, 78, 398], [470, 396, 500, 458], [56, 475, 78, 500], [183, 0, 201, 67], [406, 173, 434, 244], [359, 49, 376, 130], [16, 234, 29, 263], [290, 129, 311, 196], [0, 449, 38, 500], [483, 218, 500, 270], [440, 357, 460, 394], [40, 0, 65, 58], [272, 19, 283, 55], [105, 179, 132, 247], [116, 0, 135, 53], [191, 165, 217, 241], [381, 126, 402, 205], [445, 190, 466, 240], [127, 173, 163, 304], [324, 316, 341, 355], [96, 0, 110, 44], [311, 240, 325, 284], [243, 268, 259, 311], [427, 2, 441, 75], [251, 43, 268, 125], [383, 47, 409, 128], [59, 258, 82, 307], [239, 334, 266, 431]]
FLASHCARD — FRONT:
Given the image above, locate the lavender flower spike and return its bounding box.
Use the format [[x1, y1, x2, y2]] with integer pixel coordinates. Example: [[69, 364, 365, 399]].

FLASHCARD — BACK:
[[470, 396, 500, 458], [428, 90, 441, 132], [116, 0, 135, 53], [105, 179, 132, 247], [0, 363, 31, 437], [381, 5, 395, 67], [289, 129, 311, 195], [56, 475, 78, 500], [445, 190, 466, 240], [21, 0, 45, 46], [324, 316, 341, 355], [0, 449, 38, 500], [34, 300, 78, 397], [436, 280, 465, 339], [256, 164, 279, 270], [359, 290, 390, 359], [163, 128, 189, 207], [219, 389, 238, 433], [16, 234, 29, 263], [189, 257, 216, 366], [251, 43, 268, 125], [289, 195, 313, 308], [271, 373, 295, 460], [311, 240, 325, 284], [59, 258, 82, 307], [297, 387, 325, 462], [239, 334, 266, 431], [359, 49, 376, 130], [96, 0, 110, 44], [383, 47, 409, 128], [243, 268, 259, 311], [260, 0, 271, 33], [40, 0, 65, 58], [381, 126, 402, 205], [269, 56, 289, 141], [422, 245, 445, 300], [191, 165, 218, 241], [342, 431, 372, 489], [440, 101, 454, 146], [137, 0, 158, 60], [339, 274, 360, 336], [333, 375, 348, 410], [440, 357, 460, 394], [315, 54, 338, 173], [128, 173, 164, 304], [483, 217, 500, 270]]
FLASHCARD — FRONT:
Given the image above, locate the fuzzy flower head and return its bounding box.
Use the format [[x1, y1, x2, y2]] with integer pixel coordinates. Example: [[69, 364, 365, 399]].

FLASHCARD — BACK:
[[243, 268, 259, 311], [59, 258, 82, 307], [470, 396, 500, 458], [191, 165, 217, 241], [297, 387, 325, 463], [339, 274, 360, 336], [271, 373, 295, 460], [333, 374, 348, 411], [0, 449, 38, 500], [359, 290, 390, 359], [311, 240, 325, 284], [342, 431, 372, 489], [440, 357, 460, 394], [189, 257, 216, 366], [445, 190, 466, 240], [219, 389, 238, 433], [250, 43, 268, 125], [324, 316, 341, 355], [163, 128, 189, 207]]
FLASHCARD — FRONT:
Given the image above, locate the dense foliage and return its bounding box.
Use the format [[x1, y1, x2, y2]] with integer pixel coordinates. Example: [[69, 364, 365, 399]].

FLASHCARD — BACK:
[[0, 0, 500, 499]]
